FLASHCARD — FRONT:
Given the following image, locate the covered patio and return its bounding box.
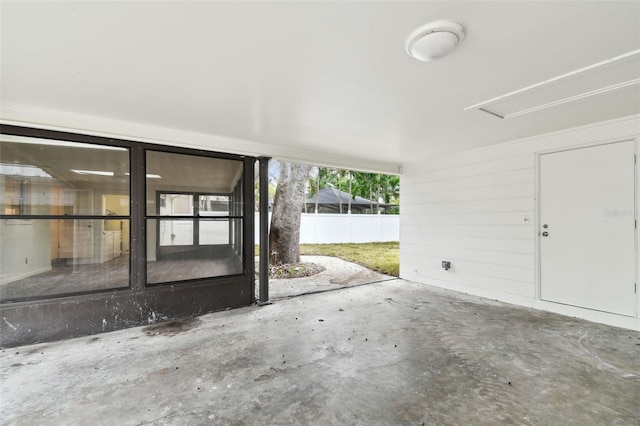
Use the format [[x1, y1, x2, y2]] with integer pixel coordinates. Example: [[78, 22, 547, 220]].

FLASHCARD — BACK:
[[1, 1, 640, 423], [2, 2, 639, 342], [2, 279, 639, 425]]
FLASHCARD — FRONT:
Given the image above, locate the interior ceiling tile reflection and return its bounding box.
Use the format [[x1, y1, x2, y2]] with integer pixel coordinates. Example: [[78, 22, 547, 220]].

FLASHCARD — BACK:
[[0, 2, 639, 170]]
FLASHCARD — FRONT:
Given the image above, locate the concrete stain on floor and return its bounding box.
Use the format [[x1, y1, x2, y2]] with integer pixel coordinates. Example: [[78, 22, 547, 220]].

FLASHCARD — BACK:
[[1, 280, 639, 425], [143, 318, 203, 336]]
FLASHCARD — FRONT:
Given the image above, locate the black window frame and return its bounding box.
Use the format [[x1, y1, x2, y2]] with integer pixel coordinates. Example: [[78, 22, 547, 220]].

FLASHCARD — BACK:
[[0, 124, 254, 302], [153, 191, 237, 249], [0, 128, 133, 302]]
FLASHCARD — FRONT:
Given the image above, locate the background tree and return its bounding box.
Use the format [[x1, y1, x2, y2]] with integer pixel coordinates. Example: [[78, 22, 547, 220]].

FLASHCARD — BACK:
[[313, 169, 400, 214], [308, 167, 332, 213], [381, 174, 400, 214], [346, 170, 353, 213], [269, 161, 313, 264], [336, 169, 345, 213], [353, 171, 377, 212]]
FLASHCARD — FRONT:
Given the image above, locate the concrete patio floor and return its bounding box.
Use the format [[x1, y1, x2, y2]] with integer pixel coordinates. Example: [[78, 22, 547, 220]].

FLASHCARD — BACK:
[[2, 279, 639, 425]]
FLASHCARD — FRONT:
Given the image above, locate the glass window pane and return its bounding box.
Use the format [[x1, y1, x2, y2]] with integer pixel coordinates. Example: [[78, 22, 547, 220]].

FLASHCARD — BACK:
[[159, 194, 193, 216], [199, 218, 229, 244], [0, 135, 130, 216], [145, 151, 244, 285], [146, 218, 243, 284], [146, 151, 243, 216], [0, 219, 129, 301], [158, 219, 194, 246], [199, 195, 229, 216]]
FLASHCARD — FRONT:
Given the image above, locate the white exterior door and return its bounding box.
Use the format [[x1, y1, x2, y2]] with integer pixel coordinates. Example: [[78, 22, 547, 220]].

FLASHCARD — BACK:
[[539, 141, 636, 316]]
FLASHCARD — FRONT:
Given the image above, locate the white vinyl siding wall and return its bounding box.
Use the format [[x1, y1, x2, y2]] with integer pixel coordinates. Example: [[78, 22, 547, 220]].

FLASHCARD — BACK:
[[400, 115, 640, 328]]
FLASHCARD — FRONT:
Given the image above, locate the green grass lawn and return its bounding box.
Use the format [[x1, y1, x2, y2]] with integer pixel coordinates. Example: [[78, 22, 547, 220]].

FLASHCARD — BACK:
[[255, 242, 400, 277], [300, 242, 399, 276]]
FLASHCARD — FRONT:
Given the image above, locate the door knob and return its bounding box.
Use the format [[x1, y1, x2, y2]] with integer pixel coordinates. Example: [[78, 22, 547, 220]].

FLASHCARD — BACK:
[[542, 231, 549, 237]]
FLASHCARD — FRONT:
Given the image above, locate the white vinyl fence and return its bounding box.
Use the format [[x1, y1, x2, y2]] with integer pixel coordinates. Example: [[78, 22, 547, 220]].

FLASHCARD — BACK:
[[255, 213, 399, 244]]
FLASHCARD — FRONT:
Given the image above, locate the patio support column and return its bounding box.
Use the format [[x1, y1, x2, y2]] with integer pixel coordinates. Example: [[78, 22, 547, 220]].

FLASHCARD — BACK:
[[258, 156, 271, 305]]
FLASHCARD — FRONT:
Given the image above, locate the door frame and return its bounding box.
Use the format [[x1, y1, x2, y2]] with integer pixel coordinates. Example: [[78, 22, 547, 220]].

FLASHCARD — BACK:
[[534, 138, 638, 318]]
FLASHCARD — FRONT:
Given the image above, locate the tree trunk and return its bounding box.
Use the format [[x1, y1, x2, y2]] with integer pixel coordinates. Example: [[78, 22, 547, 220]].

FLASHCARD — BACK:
[[269, 161, 313, 265], [375, 174, 381, 213], [303, 189, 307, 213], [369, 183, 373, 213]]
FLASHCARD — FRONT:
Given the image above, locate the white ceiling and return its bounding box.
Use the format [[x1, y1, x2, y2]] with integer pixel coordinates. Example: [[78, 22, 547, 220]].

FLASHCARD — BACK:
[[1, 1, 639, 173]]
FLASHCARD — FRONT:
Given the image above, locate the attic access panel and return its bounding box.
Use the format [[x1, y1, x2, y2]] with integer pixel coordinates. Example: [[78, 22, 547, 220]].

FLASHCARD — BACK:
[[467, 50, 640, 119]]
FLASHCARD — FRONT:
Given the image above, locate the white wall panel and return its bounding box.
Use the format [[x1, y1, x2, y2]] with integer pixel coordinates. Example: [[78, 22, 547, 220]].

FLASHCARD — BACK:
[[402, 169, 534, 194], [403, 211, 534, 226], [402, 183, 535, 204], [401, 265, 535, 298], [400, 224, 535, 240], [402, 246, 534, 271], [402, 154, 534, 184], [400, 115, 640, 330], [402, 197, 534, 215], [401, 235, 534, 254]]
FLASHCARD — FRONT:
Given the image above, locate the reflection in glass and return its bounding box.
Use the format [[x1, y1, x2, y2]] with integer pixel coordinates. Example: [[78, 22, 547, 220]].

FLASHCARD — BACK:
[[145, 151, 243, 216], [199, 195, 229, 216], [146, 219, 243, 284], [159, 219, 194, 246], [0, 135, 130, 216], [199, 219, 229, 245], [145, 151, 244, 285], [0, 135, 131, 301], [160, 194, 193, 216], [0, 219, 129, 301]]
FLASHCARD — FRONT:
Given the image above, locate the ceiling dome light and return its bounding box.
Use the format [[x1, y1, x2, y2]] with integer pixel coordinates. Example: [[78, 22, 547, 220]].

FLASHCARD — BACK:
[[406, 20, 465, 62]]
